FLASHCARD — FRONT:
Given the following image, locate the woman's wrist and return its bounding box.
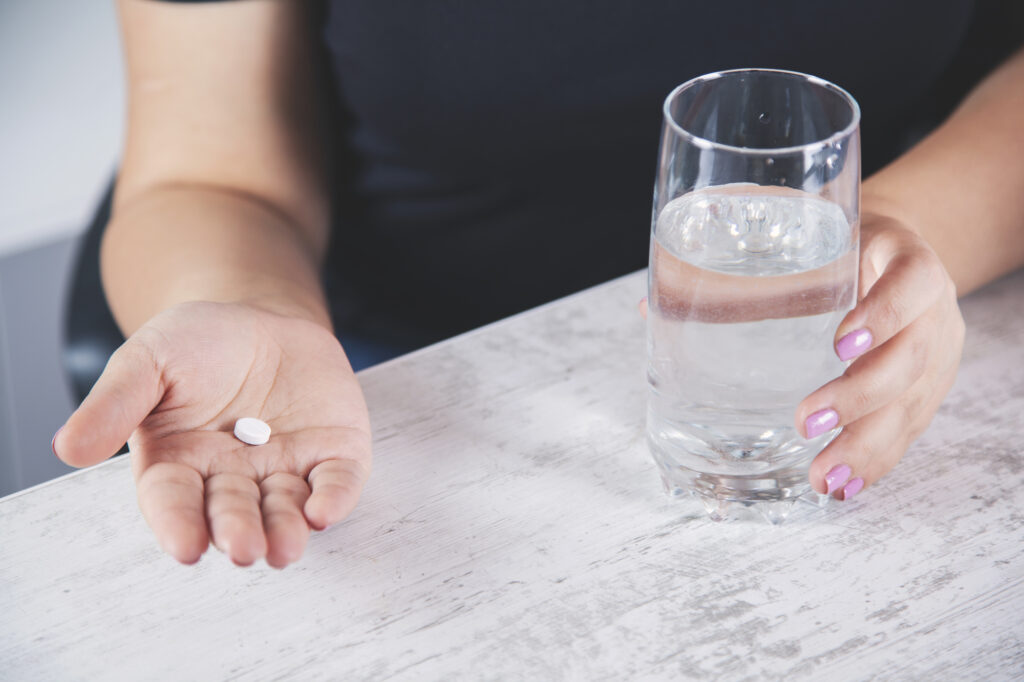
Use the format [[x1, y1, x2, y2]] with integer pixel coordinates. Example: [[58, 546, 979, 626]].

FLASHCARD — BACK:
[[102, 184, 331, 334]]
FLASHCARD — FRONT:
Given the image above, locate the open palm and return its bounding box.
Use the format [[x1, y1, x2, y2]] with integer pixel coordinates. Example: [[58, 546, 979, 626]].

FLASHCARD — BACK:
[[55, 301, 371, 568]]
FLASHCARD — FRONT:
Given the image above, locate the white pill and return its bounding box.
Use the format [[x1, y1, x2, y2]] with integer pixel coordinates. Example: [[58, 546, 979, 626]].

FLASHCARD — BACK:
[[234, 417, 271, 446]]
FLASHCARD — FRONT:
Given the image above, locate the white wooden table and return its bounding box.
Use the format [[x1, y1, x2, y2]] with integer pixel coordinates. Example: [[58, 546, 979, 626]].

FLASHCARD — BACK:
[[2, 270, 1023, 680]]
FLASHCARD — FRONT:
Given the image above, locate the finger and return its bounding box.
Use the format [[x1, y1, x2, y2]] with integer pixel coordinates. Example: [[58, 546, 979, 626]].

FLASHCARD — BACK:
[[304, 459, 369, 530], [639, 297, 648, 319], [136, 461, 209, 564], [55, 338, 163, 467], [806, 404, 909, 498], [835, 243, 946, 362], [205, 473, 267, 566], [806, 393, 929, 499], [797, 317, 931, 438], [259, 473, 311, 569]]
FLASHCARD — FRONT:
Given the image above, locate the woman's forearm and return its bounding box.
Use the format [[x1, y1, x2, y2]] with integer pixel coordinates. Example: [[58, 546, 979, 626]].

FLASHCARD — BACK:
[[102, 184, 332, 335], [104, 1, 332, 336], [864, 48, 1024, 295]]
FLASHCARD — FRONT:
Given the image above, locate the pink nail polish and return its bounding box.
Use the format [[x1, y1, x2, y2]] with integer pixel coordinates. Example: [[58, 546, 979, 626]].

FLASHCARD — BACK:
[[836, 328, 873, 361], [51, 427, 62, 458], [824, 464, 852, 494], [805, 408, 839, 439], [841, 477, 865, 500]]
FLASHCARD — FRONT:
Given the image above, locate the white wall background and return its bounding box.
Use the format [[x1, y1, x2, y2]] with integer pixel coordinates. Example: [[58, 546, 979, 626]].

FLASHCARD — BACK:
[[0, 0, 124, 496]]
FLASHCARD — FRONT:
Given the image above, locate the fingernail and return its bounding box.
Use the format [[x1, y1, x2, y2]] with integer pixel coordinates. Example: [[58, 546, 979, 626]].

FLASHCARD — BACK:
[[841, 477, 865, 500], [51, 427, 63, 458], [836, 328, 873, 361], [805, 408, 839, 439], [824, 463, 852, 494]]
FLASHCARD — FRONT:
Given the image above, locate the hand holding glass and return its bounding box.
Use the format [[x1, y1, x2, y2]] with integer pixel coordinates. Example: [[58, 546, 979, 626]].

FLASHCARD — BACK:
[[646, 69, 861, 523]]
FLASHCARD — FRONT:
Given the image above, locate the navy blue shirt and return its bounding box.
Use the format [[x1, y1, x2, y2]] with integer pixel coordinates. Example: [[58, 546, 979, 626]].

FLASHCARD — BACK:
[[158, 1, 1015, 350]]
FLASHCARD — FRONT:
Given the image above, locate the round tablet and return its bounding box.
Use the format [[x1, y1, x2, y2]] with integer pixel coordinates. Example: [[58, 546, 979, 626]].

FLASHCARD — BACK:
[[234, 417, 271, 446]]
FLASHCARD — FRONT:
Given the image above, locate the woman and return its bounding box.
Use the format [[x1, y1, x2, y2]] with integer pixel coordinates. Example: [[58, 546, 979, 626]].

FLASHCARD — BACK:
[[53, 0, 1024, 567]]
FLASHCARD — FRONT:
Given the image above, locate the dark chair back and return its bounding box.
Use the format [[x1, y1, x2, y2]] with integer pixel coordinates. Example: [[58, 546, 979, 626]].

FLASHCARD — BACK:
[[63, 180, 124, 405]]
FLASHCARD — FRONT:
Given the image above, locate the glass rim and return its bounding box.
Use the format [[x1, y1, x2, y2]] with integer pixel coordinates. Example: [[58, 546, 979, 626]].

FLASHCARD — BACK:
[[663, 68, 862, 156]]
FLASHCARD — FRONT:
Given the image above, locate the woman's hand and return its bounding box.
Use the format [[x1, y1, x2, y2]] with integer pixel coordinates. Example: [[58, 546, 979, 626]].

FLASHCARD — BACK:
[[53, 301, 371, 568], [796, 211, 965, 500]]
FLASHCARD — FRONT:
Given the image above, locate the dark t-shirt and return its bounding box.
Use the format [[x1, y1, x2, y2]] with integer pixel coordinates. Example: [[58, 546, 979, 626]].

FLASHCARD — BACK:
[[159, 1, 1014, 351]]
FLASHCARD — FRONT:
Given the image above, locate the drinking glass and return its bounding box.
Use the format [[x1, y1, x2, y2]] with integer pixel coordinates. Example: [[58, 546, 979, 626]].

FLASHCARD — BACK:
[[646, 69, 861, 523]]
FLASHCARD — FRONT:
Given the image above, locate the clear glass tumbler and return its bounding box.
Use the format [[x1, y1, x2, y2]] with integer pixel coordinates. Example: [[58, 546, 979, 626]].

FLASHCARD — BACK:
[[646, 69, 861, 524]]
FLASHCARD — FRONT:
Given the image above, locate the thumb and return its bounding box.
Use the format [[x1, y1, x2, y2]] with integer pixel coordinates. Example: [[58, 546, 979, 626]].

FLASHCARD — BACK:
[[54, 338, 164, 467], [836, 241, 945, 359]]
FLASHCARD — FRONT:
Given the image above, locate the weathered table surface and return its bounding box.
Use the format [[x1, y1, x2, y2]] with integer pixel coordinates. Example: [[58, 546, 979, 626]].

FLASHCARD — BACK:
[[2, 269, 1022, 681]]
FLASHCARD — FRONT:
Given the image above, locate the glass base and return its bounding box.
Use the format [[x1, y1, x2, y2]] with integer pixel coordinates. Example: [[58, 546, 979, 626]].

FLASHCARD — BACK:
[[658, 463, 831, 525]]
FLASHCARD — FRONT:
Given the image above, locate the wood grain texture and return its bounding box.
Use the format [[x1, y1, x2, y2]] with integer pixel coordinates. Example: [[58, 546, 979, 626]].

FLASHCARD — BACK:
[[2, 269, 1022, 681]]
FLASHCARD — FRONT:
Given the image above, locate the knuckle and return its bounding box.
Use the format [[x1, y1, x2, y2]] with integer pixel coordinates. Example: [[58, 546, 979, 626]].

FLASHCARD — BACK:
[[210, 473, 260, 499], [900, 395, 933, 440], [906, 336, 930, 380], [268, 475, 310, 498], [263, 505, 304, 525], [877, 292, 908, 332], [116, 334, 164, 382], [917, 248, 946, 286], [845, 373, 882, 417], [852, 428, 885, 466], [867, 226, 902, 254], [107, 340, 136, 373]]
